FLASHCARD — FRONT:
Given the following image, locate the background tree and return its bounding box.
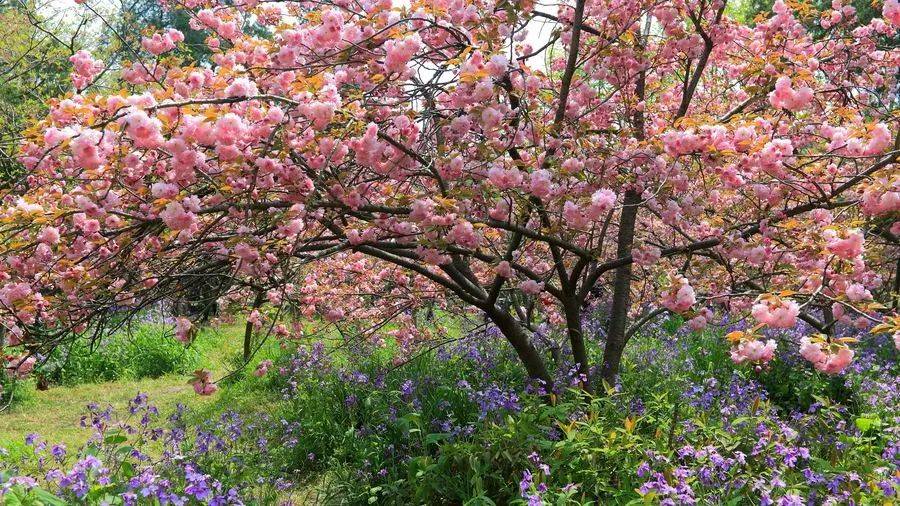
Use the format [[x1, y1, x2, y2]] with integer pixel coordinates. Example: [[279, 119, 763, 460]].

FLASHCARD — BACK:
[[742, 0, 886, 29], [0, 1, 73, 188], [103, 0, 213, 65]]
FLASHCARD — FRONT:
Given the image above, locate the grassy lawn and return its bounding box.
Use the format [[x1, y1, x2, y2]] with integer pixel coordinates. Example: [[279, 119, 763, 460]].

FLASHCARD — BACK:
[[0, 375, 212, 450], [0, 315, 430, 461], [0, 321, 251, 451]]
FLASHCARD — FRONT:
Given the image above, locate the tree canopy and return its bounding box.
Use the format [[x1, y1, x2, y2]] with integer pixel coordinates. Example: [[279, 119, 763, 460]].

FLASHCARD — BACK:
[[1, 0, 898, 392]]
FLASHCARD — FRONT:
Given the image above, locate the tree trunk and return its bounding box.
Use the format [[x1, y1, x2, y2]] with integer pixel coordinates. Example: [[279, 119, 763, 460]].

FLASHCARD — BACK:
[[822, 303, 835, 336], [487, 306, 553, 392], [243, 290, 264, 361], [599, 189, 641, 390], [893, 256, 899, 310], [598, 15, 648, 391], [564, 301, 590, 389]]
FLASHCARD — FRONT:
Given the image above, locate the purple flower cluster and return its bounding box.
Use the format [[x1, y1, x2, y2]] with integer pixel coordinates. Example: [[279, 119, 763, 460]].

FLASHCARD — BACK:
[[0, 394, 269, 504]]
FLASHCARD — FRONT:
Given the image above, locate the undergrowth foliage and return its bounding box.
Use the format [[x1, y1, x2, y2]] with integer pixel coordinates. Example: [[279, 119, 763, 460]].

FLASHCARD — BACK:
[[1, 314, 897, 504], [36, 325, 203, 387]]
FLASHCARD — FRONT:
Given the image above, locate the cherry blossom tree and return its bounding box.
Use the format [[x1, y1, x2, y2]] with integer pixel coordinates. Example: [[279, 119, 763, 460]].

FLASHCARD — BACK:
[[1, 0, 898, 393]]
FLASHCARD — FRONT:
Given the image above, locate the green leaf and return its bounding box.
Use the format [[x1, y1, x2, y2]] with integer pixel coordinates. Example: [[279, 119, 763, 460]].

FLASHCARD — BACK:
[[425, 433, 449, 445], [854, 415, 881, 433], [115, 445, 135, 456], [103, 432, 127, 445], [32, 487, 68, 506], [4, 490, 24, 506]]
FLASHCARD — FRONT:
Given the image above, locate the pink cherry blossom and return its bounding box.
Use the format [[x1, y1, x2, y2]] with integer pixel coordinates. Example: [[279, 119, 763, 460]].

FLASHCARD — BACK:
[[446, 221, 480, 249], [224, 77, 258, 98], [159, 201, 198, 233], [495, 261, 514, 278], [486, 54, 508, 77], [195, 382, 218, 395], [5, 355, 36, 379], [661, 277, 696, 313], [303, 101, 336, 130], [383, 34, 421, 74], [480, 107, 503, 129], [174, 317, 193, 343], [247, 310, 263, 330], [124, 110, 164, 149], [38, 227, 60, 245], [409, 199, 435, 222], [563, 201, 590, 229], [190, 369, 218, 395], [213, 113, 247, 145], [884, 0, 900, 26], [845, 283, 871, 302], [151, 182, 180, 199], [416, 247, 450, 266], [325, 307, 345, 322], [864, 123, 892, 155], [661, 129, 703, 156], [826, 229, 864, 259], [730, 339, 777, 365], [314, 9, 344, 48], [278, 219, 305, 237], [73, 213, 100, 235], [4, 0, 897, 397], [799, 337, 854, 374], [587, 189, 617, 220], [687, 314, 708, 331], [519, 279, 544, 295], [142, 28, 184, 55], [0, 282, 32, 305], [253, 359, 273, 377], [768, 76, 814, 111], [751, 297, 799, 328], [234, 243, 259, 263], [70, 130, 104, 169], [561, 158, 583, 174], [632, 245, 661, 267], [487, 166, 523, 190], [528, 170, 554, 199], [488, 200, 510, 221], [68, 50, 103, 89]]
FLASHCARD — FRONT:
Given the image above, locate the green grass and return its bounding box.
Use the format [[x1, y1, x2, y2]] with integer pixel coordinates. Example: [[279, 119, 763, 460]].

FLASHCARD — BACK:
[[0, 375, 212, 451], [0, 312, 448, 461], [0, 320, 266, 451]]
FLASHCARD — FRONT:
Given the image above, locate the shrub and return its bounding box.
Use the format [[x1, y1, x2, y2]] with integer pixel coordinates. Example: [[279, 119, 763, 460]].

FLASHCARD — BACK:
[[36, 325, 202, 386], [120, 325, 202, 379], [265, 333, 531, 503], [0, 374, 32, 409], [253, 319, 898, 505], [38, 339, 131, 386]]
